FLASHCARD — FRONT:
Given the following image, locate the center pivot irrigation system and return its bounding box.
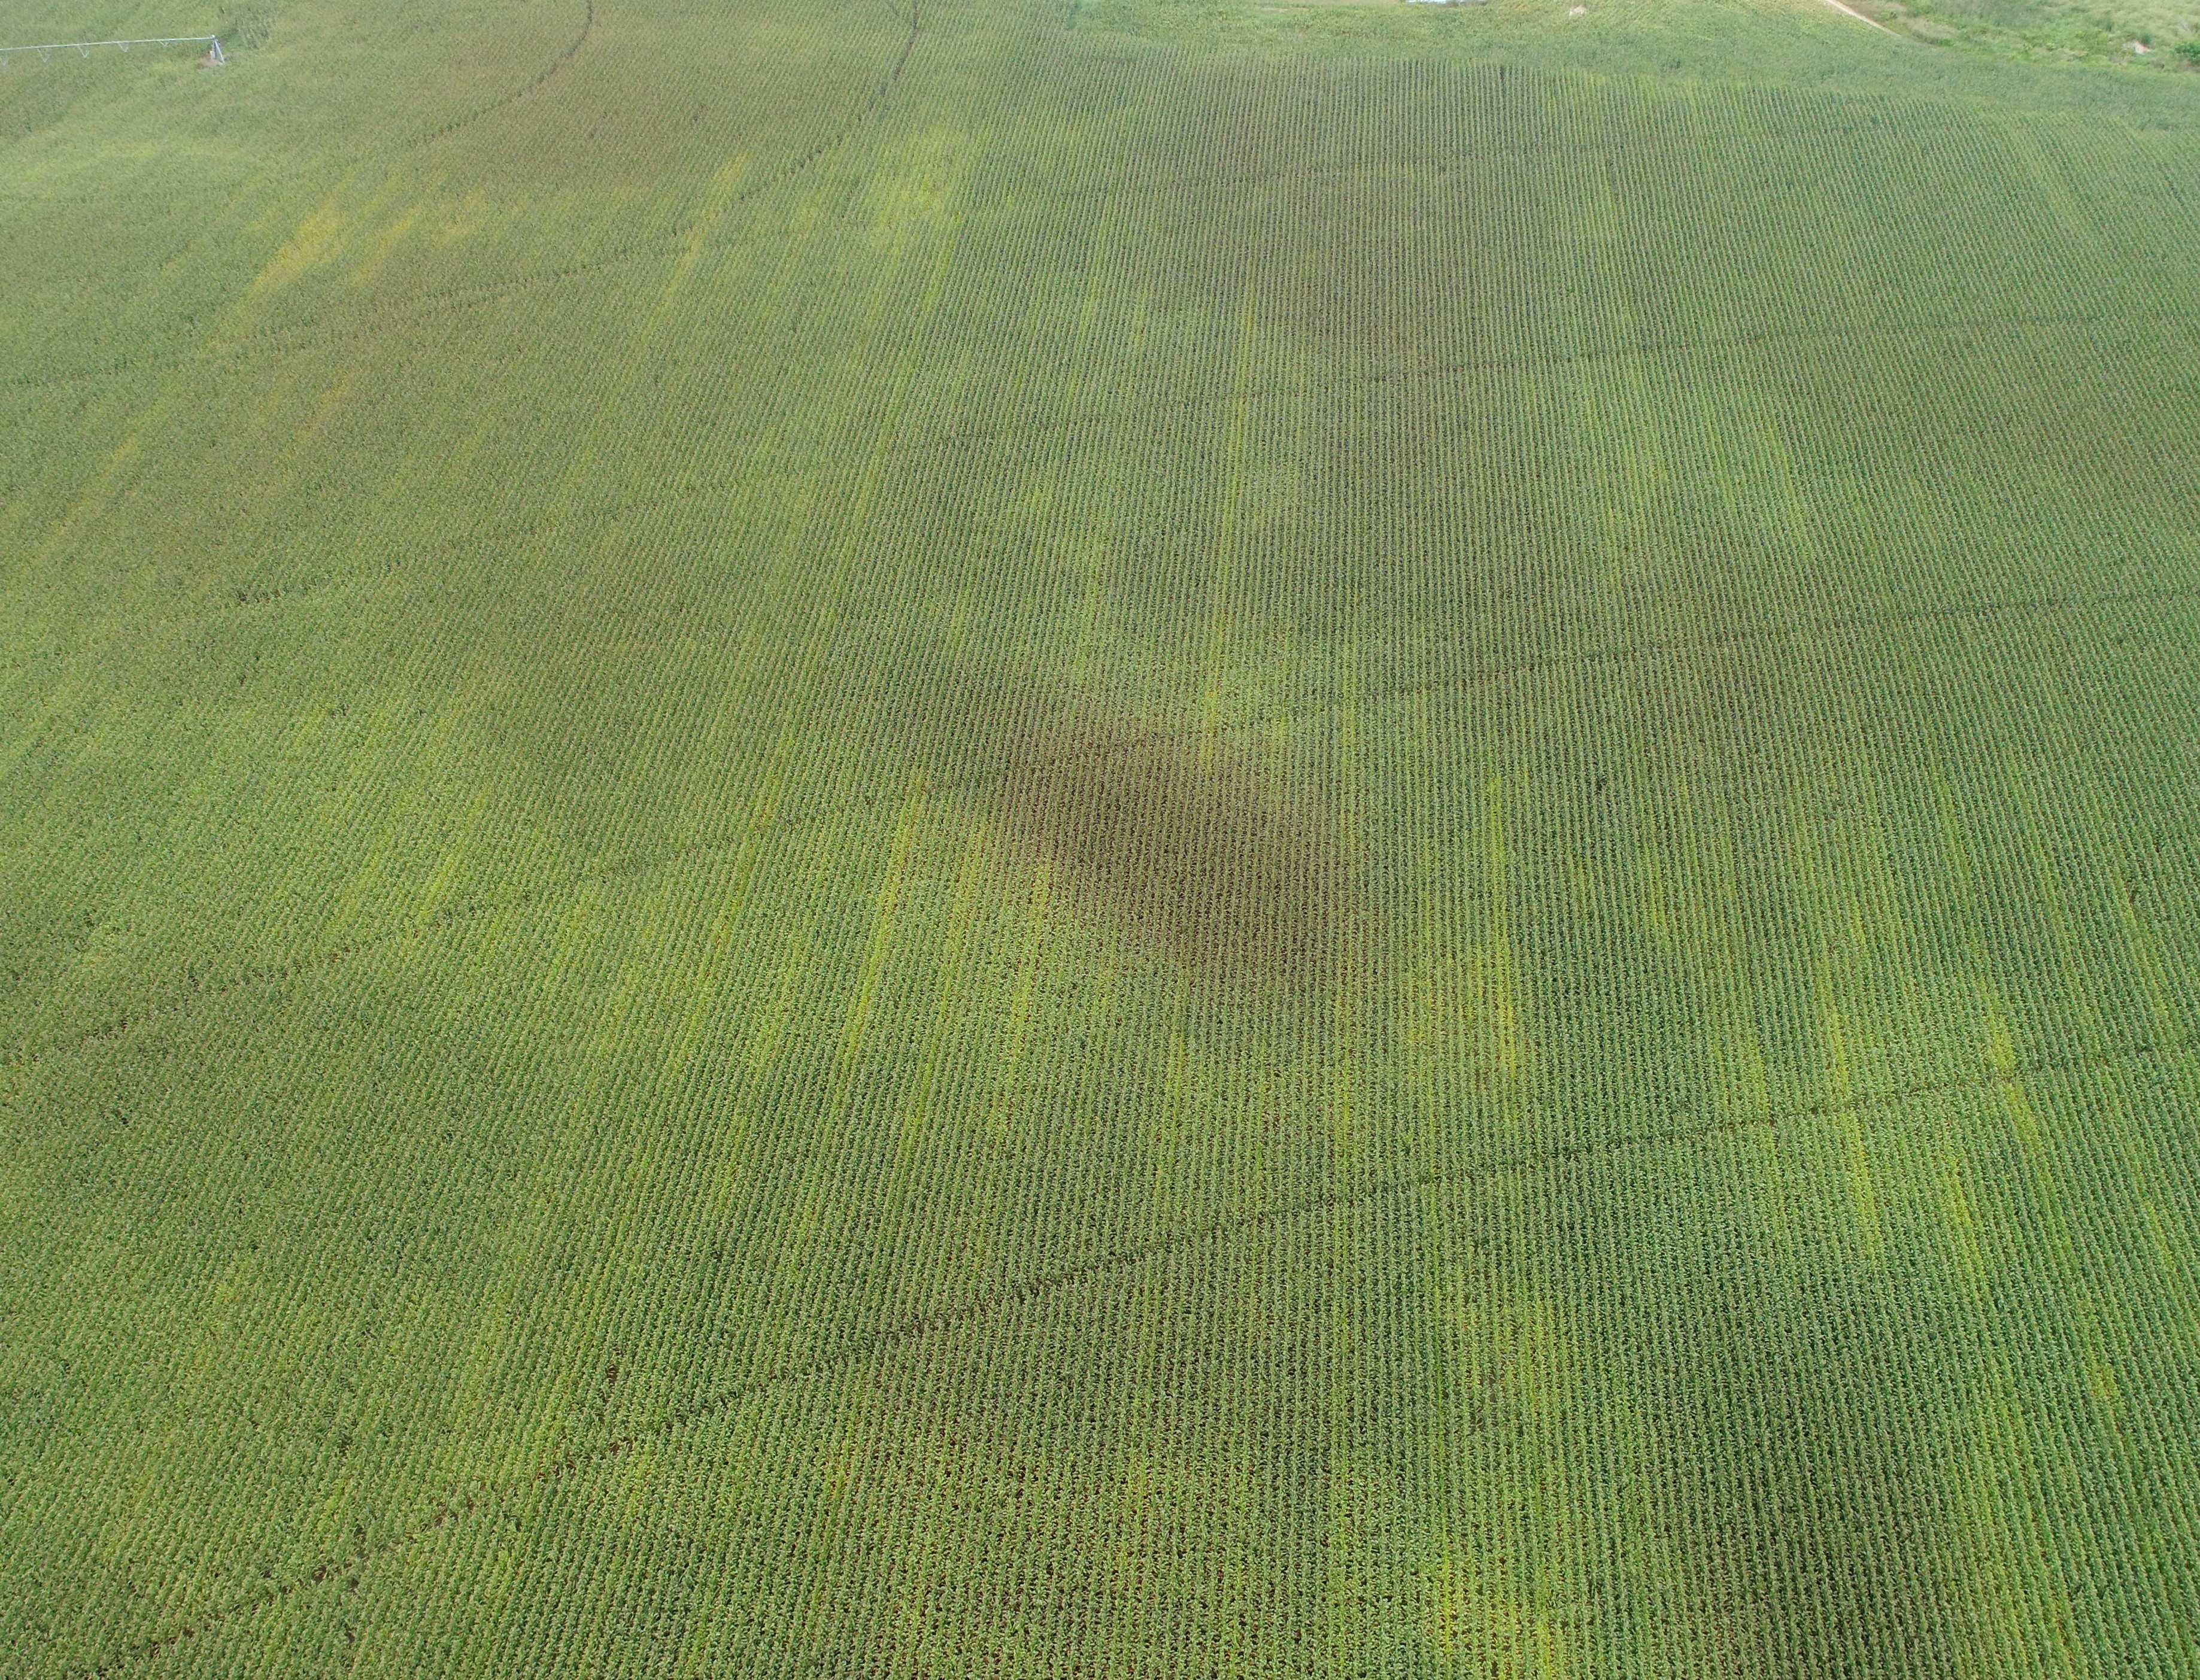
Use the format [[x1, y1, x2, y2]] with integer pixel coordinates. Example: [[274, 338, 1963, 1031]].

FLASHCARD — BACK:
[[0, 34, 224, 66]]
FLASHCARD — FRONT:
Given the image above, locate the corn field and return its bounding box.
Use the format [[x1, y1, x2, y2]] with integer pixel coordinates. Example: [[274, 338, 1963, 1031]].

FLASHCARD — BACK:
[[2, 0, 2198, 1672]]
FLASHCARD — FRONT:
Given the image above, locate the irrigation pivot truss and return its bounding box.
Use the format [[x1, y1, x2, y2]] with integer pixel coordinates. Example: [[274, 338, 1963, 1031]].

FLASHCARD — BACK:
[[0, 34, 224, 66]]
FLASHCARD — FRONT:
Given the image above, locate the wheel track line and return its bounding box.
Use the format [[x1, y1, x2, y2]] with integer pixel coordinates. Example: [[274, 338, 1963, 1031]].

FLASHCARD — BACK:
[[13, 123, 2170, 403], [2, 0, 917, 401], [5, 235, 2174, 401], [5, 303, 2189, 683], [1, 1, 927, 680], [5, 583, 2196, 1086], [400, 0, 597, 153], [1817, 0, 1899, 35], [77, 1026, 2192, 1676]]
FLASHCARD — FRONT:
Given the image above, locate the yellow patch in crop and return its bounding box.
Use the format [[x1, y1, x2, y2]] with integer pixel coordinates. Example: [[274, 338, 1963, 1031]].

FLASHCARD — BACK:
[[97, 423, 144, 481], [1662, 768, 1775, 1132], [30, 422, 151, 570], [659, 155, 754, 315], [1066, 572, 1106, 693], [1937, 1146, 1988, 1291], [319, 686, 476, 946], [1995, 116, 2092, 245], [2139, 1196, 2196, 1315], [253, 198, 353, 293], [1941, 1210, 2090, 1680], [1429, 1562, 1570, 1679], [1786, 777, 1884, 1260], [1482, 776, 1527, 1078], [840, 777, 927, 1065], [866, 126, 967, 253], [1199, 287, 1263, 766], [253, 172, 434, 296], [1405, 771, 1533, 1101], [662, 751, 792, 1083], [1984, 1005, 2037, 1137], [1979, 986, 2128, 1438], [1817, 985, 1883, 1263], [296, 375, 353, 444], [0, 680, 80, 785], [1427, 1280, 1582, 1675], [612, 1435, 668, 1529], [893, 820, 991, 1169], [412, 782, 493, 930], [1634, 842, 1674, 949], [350, 202, 425, 288], [985, 856, 1054, 1142], [743, 833, 835, 1080], [436, 190, 491, 245], [2111, 868, 2184, 1042]]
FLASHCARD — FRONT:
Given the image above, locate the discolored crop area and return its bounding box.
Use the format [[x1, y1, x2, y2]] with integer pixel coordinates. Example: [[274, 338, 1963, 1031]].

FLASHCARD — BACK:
[[4, 0, 2199, 1675], [998, 720, 1350, 991]]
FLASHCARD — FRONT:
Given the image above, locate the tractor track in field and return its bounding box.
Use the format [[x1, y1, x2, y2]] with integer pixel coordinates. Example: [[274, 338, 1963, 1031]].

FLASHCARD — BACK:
[[1817, 0, 1899, 35], [5, 98, 2160, 406], [3, 303, 2189, 689], [13, 10, 2182, 1671], [0, 0, 921, 402], [5, 579, 2196, 1091], [402, 0, 597, 153], [78, 1020, 2193, 1676], [739, 0, 925, 208]]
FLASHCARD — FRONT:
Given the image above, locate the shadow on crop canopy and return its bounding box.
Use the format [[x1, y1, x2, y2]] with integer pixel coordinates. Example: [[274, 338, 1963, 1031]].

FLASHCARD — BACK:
[[992, 713, 1353, 1001]]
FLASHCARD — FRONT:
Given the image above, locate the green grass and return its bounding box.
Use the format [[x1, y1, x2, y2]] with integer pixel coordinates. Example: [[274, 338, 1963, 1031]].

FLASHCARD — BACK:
[[3, 0, 2199, 1672]]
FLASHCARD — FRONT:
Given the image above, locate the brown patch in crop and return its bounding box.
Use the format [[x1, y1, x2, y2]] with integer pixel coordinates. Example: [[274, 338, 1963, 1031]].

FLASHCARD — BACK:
[[998, 720, 1350, 995]]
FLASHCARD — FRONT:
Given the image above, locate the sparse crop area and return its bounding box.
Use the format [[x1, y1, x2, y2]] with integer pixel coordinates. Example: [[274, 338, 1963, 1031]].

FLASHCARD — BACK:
[[4, 0, 2198, 1673]]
